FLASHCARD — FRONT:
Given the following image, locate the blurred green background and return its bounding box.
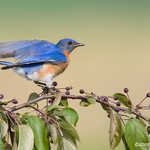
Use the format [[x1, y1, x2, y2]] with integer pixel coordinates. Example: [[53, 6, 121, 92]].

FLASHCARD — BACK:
[[0, 0, 150, 149]]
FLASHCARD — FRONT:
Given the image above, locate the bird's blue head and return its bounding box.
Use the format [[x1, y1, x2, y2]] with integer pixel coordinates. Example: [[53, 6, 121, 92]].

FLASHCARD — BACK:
[[56, 38, 84, 53]]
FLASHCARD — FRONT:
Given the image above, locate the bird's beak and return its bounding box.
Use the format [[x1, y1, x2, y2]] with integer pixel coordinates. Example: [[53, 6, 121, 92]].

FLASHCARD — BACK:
[[73, 42, 85, 47]]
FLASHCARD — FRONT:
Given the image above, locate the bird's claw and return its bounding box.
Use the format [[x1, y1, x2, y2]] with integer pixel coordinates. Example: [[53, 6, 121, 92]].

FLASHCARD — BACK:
[[42, 87, 50, 94]]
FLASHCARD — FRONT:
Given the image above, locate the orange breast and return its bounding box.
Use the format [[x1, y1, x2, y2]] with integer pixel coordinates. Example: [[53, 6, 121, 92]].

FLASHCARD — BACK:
[[38, 50, 70, 78], [63, 49, 70, 62]]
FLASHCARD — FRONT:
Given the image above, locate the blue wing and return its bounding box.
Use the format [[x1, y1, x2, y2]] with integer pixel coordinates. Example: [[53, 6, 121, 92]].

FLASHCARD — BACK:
[[14, 40, 61, 61], [0, 40, 67, 69], [0, 40, 40, 58], [0, 39, 65, 60], [20, 52, 67, 64]]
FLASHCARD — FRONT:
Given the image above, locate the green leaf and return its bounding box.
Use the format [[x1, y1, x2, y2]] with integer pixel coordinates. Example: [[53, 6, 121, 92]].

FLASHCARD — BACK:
[[122, 134, 131, 150], [80, 100, 90, 107], [87, 96, 96, 104], [80, 96, 96, 107], [28, 92, 39, 101], [62, 107, 79, 126], [48, 124, 58, 144], [57, 136, 76, 150], [27, 115, 50, 150], [59, 98, 68, 107], [137, 117, 147, 127], [113, 93, 132, 108], [109, 111, 122, 149], [47, 105, 61, 112], [18, 125, 34, 150], [20, 113, 30, 124], [0, 119, 8, 138], [0, 139, 5, 150], [147, 126, 150, 134], [100, 103, 111, 114], [63, 138, 76, 150], [12, 132, 17, 150], [59, 118, 79, 147], [57, 136, 64, 150], [0, 112, 8, 123], [124, 118, 149, 150]]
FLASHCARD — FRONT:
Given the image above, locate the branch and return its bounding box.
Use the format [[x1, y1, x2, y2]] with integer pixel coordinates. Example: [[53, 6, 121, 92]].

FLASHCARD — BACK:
[[7, 92, 149, 121], [8, 94, 86, 112]]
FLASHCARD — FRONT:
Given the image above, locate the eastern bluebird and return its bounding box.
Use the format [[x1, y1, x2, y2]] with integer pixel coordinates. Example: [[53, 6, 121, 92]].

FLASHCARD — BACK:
[[0, 38, 84, 88]]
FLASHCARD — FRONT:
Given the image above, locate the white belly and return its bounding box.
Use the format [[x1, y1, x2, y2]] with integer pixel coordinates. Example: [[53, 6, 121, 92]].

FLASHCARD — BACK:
[[14, 68, 54, 88], [14, 68, 29, 80]]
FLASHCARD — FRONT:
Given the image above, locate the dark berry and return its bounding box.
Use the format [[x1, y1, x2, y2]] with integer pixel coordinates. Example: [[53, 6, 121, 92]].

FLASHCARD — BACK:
[[124, 88, 129, 93], [136, 104, 143, 109], [115, 107, 120, 112], [65, 91, 70, 95], [48, 131, 51, 137], [0, 94, 4, 99], [99, 96, 104, 100], [55, 89, 60, 93], [100, 96, 107, 101], [116, 102, 121, 106], [11, 99, 18, 104], [79, 89, 85, 94], [146, 93, 150, 97], [65, 87, 71, 90], [103, 96, 108, 102], [52, 81, 57, 87], [113, 96, 118, 100]]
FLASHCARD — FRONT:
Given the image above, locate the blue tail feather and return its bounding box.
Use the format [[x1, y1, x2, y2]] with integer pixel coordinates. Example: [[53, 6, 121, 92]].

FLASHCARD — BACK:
[[0, 61, 13, 65]]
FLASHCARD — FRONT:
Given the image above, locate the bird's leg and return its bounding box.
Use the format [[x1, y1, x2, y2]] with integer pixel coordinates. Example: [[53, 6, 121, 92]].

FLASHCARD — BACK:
[[34, 81, 46, 87], [40, 76, 54, 94], [42, 81, 53, 94], [33, 81, 49, 94], [34, 75, 53, 94]]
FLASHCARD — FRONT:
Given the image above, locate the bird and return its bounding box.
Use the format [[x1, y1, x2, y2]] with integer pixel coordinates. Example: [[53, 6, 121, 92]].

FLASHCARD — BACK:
[[0, 38, 84, 88]]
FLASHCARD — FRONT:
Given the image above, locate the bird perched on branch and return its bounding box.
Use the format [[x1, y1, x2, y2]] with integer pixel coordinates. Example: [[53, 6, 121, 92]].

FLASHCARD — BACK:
[[0, 38, 84, 88]]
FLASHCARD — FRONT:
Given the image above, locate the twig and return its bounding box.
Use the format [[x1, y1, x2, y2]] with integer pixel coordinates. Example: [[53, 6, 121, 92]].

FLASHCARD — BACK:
[[7, 93, 149, 121]]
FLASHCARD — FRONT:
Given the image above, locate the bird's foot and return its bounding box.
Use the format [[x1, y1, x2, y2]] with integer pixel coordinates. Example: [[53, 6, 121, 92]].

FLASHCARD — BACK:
[[34, 81, 57, 95], [42, 87, 50, 94], [34, 81, 49, 94]]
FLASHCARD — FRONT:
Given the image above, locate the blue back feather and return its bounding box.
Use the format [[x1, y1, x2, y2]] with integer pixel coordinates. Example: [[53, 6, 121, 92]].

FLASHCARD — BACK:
[[0, 39, 66, 64], [0, 38, 79, 74]]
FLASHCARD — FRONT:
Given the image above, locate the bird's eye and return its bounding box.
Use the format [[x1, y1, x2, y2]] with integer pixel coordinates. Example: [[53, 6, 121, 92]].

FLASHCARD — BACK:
[[68, 41, 73, 45]]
